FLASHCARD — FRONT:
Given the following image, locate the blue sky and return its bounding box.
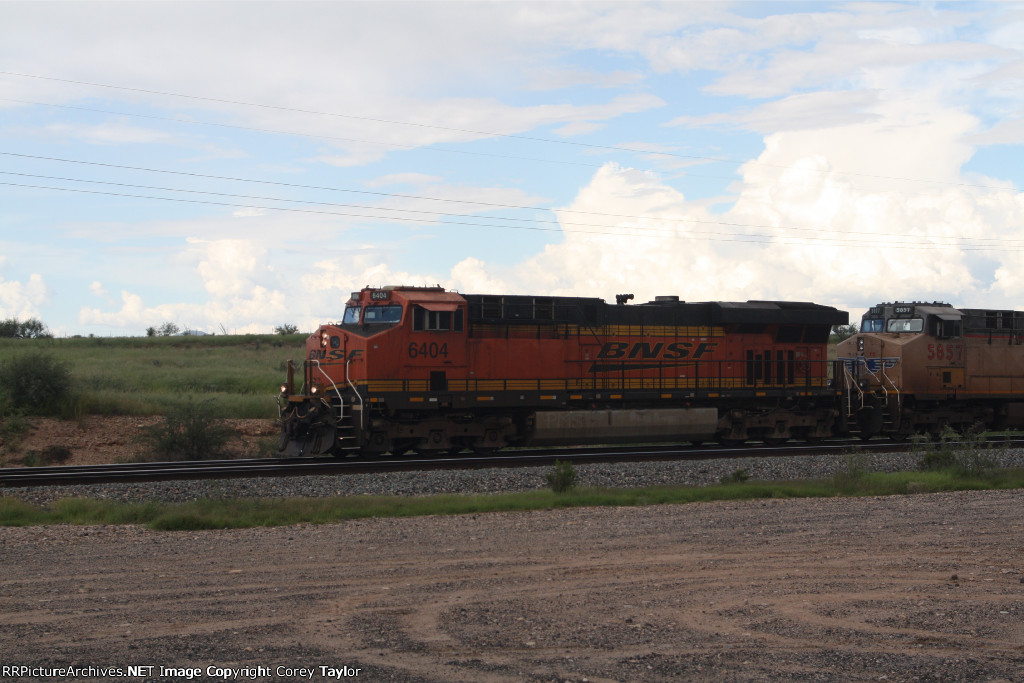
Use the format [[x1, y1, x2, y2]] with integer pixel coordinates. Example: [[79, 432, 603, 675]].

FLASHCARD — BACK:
[[2, 1, 1024, 335]]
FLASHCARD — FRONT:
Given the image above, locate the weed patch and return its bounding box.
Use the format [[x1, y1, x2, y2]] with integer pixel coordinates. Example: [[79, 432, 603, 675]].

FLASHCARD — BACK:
[[137, 396, 231, 461], [915, 426, 1002, 478], [545, 460, 577, 493], [21, 445, 72, 467]]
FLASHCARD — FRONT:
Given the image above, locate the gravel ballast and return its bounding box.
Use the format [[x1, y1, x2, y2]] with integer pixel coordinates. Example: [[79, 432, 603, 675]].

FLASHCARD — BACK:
[[5, 446, 1024, 507]]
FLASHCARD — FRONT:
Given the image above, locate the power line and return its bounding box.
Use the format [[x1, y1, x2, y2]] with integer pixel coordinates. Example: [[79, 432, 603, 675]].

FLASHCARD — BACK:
[[6, 152, 1024, 250], [0, 97, 601, 169], [0, 69, 690, 159], [8, 153, 1024, 249], [3, 178, 1020, 252], [1, 69, 1012, 192], [7, 167, 1024, 250]]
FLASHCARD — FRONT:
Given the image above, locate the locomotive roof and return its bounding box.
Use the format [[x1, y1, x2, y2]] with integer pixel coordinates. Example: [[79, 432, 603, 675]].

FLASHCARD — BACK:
[[713, 301, 848, 326], [462, 293, 847, 327], [862, 302, 1024, 334]]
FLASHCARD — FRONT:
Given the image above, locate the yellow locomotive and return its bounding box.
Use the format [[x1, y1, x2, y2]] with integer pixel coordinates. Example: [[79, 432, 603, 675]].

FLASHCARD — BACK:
[[838, 302, 1024, 439]]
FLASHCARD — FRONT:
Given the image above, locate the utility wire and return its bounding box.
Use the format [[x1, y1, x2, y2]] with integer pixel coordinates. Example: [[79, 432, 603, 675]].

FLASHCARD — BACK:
[[3, 179, 1020, 252], [0, 70, 709, 162], [0, 97, 600, 169], [1, 69, 1012, 192], [4, 169, 1024, 250], [7, 151, 1022, 248]]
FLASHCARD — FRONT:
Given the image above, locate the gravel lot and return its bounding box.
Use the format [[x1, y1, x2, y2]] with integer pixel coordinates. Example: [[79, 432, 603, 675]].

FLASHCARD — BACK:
[[3, 449, 1024, 682], [2, 490, 1023, 682]]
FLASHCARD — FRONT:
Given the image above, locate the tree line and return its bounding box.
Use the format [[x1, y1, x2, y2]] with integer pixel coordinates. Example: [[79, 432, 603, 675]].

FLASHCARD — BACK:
[[0, 317, 52, 339]]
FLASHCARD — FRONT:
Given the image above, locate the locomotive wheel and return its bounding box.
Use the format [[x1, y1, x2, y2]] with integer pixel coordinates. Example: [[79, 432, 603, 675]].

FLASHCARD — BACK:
[[470, 429, 504, 455], [447, 437, 471, 455], [389, 439, 416, 456], [792, 428, 821, 444], [414, 430, 449, 455]]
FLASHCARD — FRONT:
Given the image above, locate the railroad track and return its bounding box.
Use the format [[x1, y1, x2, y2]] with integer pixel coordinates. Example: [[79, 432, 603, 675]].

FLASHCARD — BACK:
[[6, 437, 1019, 488]]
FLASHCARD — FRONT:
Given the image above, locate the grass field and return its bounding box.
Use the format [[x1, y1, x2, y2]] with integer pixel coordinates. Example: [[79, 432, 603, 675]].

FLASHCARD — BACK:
[[0, 334, 307, 418], [3, 467, 1023, 530]]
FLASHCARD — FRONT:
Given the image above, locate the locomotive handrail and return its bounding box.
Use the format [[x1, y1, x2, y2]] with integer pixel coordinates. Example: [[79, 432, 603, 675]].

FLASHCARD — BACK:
[[855, 357, 895, 407], [346, 358, 365, 430], [879, 365, 900, 410], [842, 362, 865, 415], [310, 359, 346, 423]]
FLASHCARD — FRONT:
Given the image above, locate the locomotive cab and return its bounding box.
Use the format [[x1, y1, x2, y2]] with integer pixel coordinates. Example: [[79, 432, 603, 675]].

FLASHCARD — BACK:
[[838, 302, 963, 437], [279, 286, 471, 456], [838, 301, 1024, 438]]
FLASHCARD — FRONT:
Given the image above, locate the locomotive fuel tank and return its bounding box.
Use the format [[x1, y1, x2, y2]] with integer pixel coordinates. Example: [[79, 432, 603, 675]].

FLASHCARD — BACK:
[[527, 407, 719, 446]]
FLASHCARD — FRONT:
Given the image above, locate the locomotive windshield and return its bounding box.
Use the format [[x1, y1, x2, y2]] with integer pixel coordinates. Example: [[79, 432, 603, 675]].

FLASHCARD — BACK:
[[342, 306, 361, 324], [861, 319, 883, 332], [886, 318, 923, 333], [363, 305, 403, 324]]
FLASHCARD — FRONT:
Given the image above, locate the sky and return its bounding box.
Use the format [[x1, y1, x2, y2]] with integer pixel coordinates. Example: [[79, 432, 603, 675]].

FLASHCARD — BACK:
[[3, 1, 1024, 336]]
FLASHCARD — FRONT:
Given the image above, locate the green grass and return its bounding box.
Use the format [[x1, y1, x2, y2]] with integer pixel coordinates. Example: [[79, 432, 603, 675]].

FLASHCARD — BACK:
[[0, 334, 306, 418], [4, 467, 1022, 530]]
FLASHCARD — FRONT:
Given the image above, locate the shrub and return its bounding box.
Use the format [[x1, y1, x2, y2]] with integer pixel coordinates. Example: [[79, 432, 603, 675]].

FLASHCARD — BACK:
[[139, 396, 231, 461], [0, 410, 30, 457], [916, 425, 999, 477], [831, 451, 869, 492], [22, 445, 73, 467], [0, 351, 73, 416], [545, 459, 578, 493], [720, 468, 750, 485]]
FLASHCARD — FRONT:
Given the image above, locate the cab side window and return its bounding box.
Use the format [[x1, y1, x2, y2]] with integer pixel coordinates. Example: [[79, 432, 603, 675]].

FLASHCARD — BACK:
[[413, 306, 464, 332]]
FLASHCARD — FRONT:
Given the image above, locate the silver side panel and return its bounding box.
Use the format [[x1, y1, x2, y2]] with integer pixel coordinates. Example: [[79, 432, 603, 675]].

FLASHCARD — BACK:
[[528, 408, 718, 445]]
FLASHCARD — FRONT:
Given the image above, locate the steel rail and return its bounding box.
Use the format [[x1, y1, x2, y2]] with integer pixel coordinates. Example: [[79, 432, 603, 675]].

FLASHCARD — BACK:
[[3, 437, 1022, 488]]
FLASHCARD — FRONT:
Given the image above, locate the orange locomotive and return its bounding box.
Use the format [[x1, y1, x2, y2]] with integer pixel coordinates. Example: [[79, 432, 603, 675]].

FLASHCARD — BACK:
[[278, 285, 847, 456], [838, 302, 1024, 439]]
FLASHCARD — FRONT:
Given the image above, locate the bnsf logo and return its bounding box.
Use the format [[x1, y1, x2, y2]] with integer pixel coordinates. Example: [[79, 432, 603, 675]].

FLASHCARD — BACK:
[[597, 341, 717, 360]]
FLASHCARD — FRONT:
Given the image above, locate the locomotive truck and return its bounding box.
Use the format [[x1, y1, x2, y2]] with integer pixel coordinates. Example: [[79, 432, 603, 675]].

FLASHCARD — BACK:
[[278, 285, 848, 456]]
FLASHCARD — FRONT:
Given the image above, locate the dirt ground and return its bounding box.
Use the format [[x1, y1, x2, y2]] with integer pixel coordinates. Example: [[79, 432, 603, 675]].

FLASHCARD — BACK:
[[1, 416, 278, 466], [2, 490, 1023, 682]]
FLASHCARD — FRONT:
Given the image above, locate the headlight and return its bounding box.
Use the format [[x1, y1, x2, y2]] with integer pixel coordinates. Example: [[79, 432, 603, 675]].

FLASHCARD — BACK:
[[279, 384, 288, 394], [310, 385, 319, 395], [320, 331, 329, 348]]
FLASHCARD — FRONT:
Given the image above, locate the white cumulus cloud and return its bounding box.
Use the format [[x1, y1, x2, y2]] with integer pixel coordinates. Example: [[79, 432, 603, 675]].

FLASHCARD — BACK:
[[0, 273, 49, 320]]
